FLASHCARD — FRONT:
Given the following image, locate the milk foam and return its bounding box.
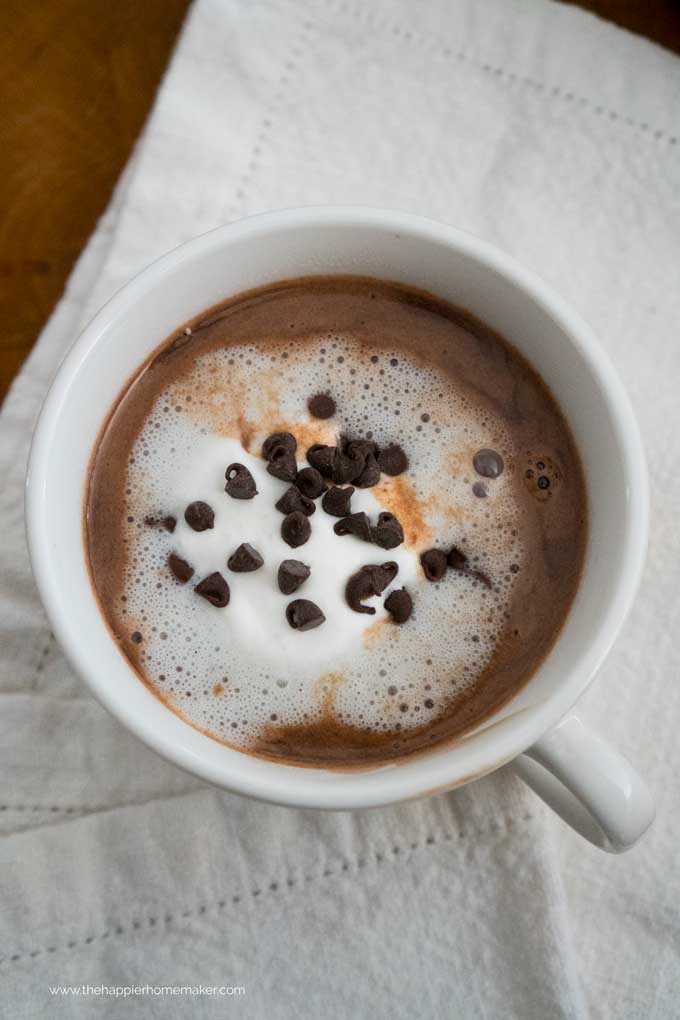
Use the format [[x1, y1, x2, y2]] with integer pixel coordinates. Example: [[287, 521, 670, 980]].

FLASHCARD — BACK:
[[119, 334, 524, 748]]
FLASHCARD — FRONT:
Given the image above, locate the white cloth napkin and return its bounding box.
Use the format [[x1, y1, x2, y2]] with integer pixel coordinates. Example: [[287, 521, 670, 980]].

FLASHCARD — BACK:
[[1, 0, 679, 1016]]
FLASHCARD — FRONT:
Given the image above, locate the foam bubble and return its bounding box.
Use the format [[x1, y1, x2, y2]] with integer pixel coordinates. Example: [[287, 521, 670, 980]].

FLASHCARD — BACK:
[[120, 334, 524, 748]]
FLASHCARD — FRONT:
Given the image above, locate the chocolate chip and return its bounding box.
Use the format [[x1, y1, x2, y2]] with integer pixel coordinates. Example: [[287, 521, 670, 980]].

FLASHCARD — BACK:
[[344, 437, 380, 460], [354, 454, 381, 488], [225, 463, 258, 499], [334, 511, 372, 543], [447, 544, 491, 588], [331, 449, 364, 484], [447, 546, 468, 570], [168, 553, 194, 584], [194, 572, 230, 607], [467, 568, 492, 589], [184, 500, 215, 532], [281, 510, 311, 548], [278, 559, 311, 595], [307, 444, 336, 477], [420, 549, 447, 582], [345, 562, 399, 614], [295, 467, 326, 499], [267, 447, 298, 482], [228, 542, 264, 572], [372, 512, 404, 550], [473, 449, 504, 479], [472, 482, 488, 498], [321, 485, 354, 517], [384, 588, 413, 624], [262, 432, 297, 460], [377, 444, 409, 476], [286, 598, 326, 631], [144, 515, 177, 533], [307, 444, 364, 484], [308, 393, 336, 419], [275, 486, 315, 517]]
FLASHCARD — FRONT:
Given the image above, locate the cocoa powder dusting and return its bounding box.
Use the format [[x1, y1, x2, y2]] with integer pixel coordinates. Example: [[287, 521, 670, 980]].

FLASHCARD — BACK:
[[372, 475, 433, 549]]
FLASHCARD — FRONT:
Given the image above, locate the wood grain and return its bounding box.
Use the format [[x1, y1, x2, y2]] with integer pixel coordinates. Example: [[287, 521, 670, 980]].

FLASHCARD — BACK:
[[0, 0, 678, 403], [569, 0, 680, 53], [0, 0, 190, 401]]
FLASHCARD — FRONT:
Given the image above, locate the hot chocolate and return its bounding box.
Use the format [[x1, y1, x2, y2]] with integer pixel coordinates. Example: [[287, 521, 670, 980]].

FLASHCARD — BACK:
[[86, 276, 587, 766]]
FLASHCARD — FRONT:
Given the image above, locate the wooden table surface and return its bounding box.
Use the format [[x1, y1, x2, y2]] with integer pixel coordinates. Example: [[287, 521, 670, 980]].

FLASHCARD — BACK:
[[1, 0, 679, 403]]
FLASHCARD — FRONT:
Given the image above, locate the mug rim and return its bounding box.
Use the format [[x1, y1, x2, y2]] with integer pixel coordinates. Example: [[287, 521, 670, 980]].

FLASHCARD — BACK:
[[25, 206, 649, 808]]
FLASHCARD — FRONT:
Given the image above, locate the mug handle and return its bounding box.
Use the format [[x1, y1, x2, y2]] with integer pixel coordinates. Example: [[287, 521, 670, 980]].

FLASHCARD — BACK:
[[511, 713, 655, 853]]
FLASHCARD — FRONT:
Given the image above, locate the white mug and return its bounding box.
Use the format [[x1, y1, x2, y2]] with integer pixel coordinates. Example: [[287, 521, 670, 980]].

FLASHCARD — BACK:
[[26, 207, 654, 852]]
